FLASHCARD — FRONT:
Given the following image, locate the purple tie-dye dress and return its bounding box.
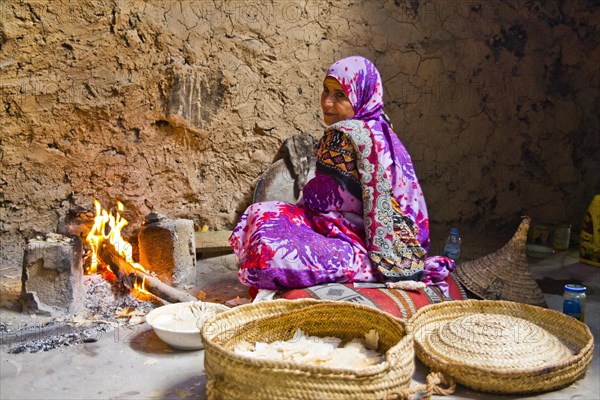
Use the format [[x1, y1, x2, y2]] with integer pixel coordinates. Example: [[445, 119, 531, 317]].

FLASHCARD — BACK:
[[229, 56, 453, 291]]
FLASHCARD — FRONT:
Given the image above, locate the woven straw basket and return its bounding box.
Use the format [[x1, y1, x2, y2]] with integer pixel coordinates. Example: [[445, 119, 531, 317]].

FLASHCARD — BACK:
[[200, 299, 416, 400], [411, 299, 594, 394], [455, 216, 547, 308]]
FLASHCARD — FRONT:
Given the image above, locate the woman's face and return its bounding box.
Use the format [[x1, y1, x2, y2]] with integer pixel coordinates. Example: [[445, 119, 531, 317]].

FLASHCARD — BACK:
[[320, 77, 355, 125]]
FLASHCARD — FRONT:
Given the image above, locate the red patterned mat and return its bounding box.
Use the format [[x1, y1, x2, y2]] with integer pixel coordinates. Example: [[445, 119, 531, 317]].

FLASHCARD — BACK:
[[277, 274, 469, 320]]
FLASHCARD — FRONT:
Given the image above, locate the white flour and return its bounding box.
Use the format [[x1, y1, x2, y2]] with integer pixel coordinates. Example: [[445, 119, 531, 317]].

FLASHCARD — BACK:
[[151, 303, 221, 331]]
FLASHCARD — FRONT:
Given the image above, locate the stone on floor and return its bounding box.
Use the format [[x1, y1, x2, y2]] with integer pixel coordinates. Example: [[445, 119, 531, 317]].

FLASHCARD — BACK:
[[20, 233, 84, 316]]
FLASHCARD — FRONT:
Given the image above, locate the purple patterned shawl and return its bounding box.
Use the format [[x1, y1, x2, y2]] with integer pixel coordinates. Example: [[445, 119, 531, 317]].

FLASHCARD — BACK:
[[325, 56, 430, 252]]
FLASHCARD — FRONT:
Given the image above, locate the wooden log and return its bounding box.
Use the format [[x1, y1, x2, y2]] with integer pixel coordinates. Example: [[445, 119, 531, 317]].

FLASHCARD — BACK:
[[97, 240, 196, 303]]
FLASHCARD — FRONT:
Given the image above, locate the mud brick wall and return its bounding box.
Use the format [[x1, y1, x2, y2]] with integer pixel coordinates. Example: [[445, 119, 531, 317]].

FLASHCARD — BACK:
[[1, 0, 599, 266]]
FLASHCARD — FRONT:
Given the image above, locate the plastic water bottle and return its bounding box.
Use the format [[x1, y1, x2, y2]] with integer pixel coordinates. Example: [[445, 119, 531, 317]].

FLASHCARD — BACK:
[[443, 227, 462, 264]]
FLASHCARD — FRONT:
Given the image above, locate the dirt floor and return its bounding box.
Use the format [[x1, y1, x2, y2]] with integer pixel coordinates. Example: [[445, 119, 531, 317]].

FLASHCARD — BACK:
[[1, 245, 599, 400]]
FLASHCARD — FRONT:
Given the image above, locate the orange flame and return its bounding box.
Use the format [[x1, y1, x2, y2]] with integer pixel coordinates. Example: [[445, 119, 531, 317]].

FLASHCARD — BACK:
[[133, 276, 153, 299], [85, 199, 148, 275]]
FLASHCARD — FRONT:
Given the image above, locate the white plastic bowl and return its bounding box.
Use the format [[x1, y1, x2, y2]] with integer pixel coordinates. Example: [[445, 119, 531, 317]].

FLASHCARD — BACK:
[[146, 301, 230, 350]]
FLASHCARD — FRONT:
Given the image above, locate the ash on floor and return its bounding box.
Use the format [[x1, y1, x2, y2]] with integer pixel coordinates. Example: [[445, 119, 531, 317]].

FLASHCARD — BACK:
[[0, 254, 250, 355], [0, 274, 160, 354]]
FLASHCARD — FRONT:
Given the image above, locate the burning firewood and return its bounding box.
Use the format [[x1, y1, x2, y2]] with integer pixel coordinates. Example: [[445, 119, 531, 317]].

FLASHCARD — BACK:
[[97, 239, 196, 304], [85, 199, 196, 304]]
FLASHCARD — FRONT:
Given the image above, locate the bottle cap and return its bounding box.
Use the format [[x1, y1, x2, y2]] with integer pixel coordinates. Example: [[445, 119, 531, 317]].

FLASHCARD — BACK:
[[564, 284, 586, 293], [450, 227, 459, 235]]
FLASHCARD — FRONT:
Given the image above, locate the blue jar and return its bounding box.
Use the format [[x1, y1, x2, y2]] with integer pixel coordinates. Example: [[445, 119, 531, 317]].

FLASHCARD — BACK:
[[563, 284, 586, 322]]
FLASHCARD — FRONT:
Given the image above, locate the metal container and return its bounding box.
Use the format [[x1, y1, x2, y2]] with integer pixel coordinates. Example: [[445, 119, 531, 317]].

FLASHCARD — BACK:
[[528, 223, 554, 247], [553, 224, 571, 251]]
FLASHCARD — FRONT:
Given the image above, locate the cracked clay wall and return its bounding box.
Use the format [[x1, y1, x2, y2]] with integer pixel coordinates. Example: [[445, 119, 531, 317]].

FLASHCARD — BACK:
[[1, 0, 599, 265]]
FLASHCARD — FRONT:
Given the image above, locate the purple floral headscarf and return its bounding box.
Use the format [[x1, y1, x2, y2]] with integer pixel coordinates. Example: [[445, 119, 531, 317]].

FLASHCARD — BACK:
[[326, 57, 384, 121]]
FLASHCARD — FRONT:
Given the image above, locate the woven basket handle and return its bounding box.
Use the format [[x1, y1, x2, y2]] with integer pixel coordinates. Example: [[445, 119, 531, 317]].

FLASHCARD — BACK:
[[386, 372, 456, 400]]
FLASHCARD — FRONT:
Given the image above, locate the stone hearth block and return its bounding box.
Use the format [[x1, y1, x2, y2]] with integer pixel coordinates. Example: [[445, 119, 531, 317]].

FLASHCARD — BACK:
[[138, 216, 196, 287], [21, 233, 84, 316]]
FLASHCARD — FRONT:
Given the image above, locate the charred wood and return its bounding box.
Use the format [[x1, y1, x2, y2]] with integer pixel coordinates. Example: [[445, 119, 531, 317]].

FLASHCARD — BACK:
[[97, 241, 196, 304]]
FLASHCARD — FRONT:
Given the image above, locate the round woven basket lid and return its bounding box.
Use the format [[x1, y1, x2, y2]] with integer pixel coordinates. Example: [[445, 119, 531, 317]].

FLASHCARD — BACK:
[[422, 313, 573, 369], [455, 217, 547, 307], [411, 300, 594, 394]]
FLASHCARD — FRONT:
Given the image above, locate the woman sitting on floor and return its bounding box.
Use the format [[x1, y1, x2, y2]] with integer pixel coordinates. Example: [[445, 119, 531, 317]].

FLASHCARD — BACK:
[[229, 56, 453, 294]]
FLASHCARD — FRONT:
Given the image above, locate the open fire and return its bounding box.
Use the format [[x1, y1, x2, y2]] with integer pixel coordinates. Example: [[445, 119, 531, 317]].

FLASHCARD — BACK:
[[83, 199, 196, 303], [9, 199, 200, 353], [85, 199, 151, 298], [9, 197, 249, 355]]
